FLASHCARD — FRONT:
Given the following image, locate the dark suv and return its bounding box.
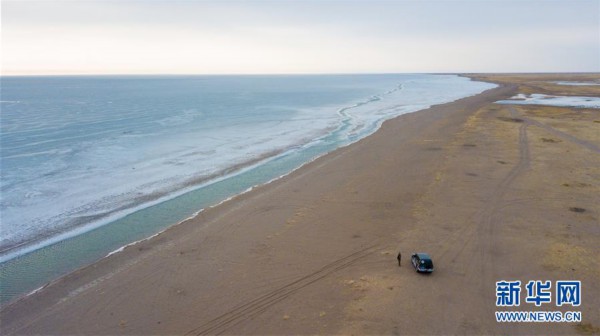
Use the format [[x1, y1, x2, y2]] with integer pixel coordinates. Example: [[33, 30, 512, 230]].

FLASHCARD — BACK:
[[411, 253, 434, 273]]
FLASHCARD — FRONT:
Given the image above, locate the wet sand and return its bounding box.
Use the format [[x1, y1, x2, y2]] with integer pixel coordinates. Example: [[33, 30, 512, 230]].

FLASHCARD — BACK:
[[1, 74, 599, 335]]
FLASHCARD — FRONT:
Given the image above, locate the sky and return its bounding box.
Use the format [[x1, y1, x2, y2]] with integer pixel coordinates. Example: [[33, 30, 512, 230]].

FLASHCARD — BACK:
[[1, 0, 599, 75]]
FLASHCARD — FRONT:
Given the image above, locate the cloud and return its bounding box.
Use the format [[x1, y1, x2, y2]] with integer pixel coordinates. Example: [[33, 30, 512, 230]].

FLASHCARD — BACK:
[[2, 0, 598, 74]]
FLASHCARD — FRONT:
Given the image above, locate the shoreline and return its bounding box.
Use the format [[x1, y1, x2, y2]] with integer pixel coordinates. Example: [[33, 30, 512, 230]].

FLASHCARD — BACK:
[[0, 75, 493, 304], [0, 74, 483, 263], [1, 80, 514, 326], [2, 74, 598, 335]]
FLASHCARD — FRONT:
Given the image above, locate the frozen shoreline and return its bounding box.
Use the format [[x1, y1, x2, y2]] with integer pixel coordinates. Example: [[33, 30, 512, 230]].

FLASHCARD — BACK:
[[1, 74, 495, 262], [2, 80, 537, 335], [0, 75, 496, 306]]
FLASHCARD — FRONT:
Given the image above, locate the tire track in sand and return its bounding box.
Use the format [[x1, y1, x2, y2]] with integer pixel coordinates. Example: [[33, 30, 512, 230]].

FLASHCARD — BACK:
[[465, 109, 531, 333], [434, 108, 530, 270], [509, 106, 600, 154], [479, 114, 530, 276], [429, 108, 532, 334], [184, 244, 379, 335]]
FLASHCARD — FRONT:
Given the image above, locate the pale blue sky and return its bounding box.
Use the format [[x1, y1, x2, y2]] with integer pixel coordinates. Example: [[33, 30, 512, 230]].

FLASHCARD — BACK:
[[2, 0, 599, 75]]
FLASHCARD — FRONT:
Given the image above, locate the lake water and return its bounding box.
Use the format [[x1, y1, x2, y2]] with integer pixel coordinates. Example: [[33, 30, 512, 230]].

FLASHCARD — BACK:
[[0, 74, 495, 303]]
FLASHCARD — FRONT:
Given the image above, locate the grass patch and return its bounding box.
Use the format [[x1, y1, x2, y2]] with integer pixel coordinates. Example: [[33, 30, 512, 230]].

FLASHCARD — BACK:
[[497, 116, 524, 123], [541, 137, 561, 143], [569, 207, 586, 213], [575, 322, 600, 335]]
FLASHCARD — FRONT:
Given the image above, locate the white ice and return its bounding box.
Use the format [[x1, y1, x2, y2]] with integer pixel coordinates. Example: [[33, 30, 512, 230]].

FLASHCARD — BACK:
[[496, 94, 600, 109], [553, 81, 600, 86], [0, 75, 495, 260]]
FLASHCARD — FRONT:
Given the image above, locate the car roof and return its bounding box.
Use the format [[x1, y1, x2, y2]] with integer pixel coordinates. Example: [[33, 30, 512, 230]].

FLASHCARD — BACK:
[[416, 253, 431, 260]]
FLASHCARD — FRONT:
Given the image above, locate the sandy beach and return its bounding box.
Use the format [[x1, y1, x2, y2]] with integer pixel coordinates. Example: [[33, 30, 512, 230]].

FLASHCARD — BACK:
[[1, 74, 599, 335]]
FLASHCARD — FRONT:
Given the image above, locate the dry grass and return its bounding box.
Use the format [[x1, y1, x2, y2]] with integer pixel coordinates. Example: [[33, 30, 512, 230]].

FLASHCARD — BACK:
[[575, 322, 600, 335]]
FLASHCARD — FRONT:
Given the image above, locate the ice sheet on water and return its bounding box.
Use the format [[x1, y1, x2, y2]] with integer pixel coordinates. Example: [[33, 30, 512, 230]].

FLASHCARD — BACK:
[[496, 94, 600, 109], [553, 81, 600, 86], [0, 75, 495, 259]]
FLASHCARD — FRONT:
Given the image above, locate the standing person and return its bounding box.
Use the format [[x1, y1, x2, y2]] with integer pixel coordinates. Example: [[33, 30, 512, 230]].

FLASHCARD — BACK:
[[397, 251, 401, 266]]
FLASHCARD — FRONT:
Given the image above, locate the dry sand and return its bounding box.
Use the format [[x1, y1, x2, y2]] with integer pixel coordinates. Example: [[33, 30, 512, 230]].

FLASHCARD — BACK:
[[1, 74, 599, 335]]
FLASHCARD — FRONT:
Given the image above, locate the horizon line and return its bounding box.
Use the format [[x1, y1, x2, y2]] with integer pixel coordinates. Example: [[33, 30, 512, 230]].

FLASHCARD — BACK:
[[2, 71, 600, 78]]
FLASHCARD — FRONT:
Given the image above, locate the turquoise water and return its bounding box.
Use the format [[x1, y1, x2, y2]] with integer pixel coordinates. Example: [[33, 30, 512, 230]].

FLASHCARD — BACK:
[[0, 137, 336, 304], [0, 74, 495, 303]]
